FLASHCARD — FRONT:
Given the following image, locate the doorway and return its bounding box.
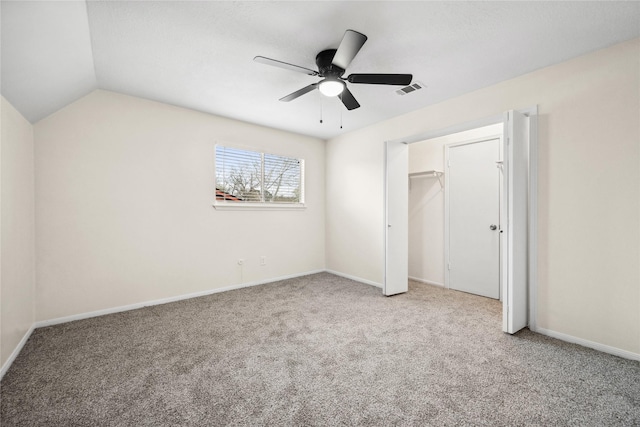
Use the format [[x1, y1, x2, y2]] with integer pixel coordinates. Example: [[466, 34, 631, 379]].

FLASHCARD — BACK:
[[384, 109, 537, 334]]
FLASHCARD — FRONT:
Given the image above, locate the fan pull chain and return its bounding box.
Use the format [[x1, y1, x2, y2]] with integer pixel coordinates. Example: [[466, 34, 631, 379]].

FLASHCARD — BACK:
[[319, 93, 323, 124], [340, 105, 343, 129]]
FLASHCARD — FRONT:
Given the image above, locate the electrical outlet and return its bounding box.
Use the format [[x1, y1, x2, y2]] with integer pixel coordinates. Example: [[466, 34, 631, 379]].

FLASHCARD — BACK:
[[237, 259, 244, 266], [260, 256, 266, 266]]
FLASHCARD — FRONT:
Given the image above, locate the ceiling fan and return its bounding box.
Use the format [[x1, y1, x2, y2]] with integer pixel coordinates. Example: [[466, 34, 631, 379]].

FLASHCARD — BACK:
[[254, 29, 413, 111]]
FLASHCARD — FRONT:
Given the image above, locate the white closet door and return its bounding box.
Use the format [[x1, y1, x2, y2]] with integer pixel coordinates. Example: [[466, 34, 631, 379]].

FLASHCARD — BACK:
[[503, 110, 529, 334], [384, 141, 408, 296]]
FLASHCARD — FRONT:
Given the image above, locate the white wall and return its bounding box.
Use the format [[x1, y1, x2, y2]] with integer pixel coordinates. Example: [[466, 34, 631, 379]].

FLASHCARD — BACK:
[[408, 124, 502, 286], [326, 38, 640, 355], [1, 96, 36, 369], [35, 90, 325, 322]]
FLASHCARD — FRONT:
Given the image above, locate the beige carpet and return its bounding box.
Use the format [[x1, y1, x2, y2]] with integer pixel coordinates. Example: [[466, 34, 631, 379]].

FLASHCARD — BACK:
[[1, 272, 639, 425]]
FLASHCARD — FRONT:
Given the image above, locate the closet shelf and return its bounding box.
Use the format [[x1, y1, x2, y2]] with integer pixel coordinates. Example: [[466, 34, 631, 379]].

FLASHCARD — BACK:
[[409, 170, 444, 188]]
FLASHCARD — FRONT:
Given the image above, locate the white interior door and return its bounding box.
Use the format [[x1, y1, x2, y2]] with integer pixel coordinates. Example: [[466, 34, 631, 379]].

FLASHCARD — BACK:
[[384, 141, 408, 296], [447, 138, 501, 299], [503, 110, 529, 333]]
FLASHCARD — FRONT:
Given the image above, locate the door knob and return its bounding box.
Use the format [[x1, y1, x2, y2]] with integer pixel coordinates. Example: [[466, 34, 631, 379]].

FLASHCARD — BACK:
[[490, 224, 497, 230]]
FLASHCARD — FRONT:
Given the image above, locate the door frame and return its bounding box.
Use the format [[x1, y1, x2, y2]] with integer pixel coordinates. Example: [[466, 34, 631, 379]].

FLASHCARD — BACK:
[[443, 134, 504, 299], [383, 106, 538, 331]]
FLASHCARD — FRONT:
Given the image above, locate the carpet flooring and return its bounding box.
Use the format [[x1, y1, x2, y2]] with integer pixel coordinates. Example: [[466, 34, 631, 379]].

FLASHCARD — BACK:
[[1, 272, 639, 426]]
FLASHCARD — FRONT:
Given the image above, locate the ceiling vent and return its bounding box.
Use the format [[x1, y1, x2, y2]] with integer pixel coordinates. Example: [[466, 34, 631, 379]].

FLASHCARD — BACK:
[[396, 81, 425, 96]]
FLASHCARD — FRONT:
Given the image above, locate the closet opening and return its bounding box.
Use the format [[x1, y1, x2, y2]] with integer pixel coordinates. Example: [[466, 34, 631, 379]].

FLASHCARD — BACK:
[[384, 108, 538, 334], [409, 124, 503, 300]]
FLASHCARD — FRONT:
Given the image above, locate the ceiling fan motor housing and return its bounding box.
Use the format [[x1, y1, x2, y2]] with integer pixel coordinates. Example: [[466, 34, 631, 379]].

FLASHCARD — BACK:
[[316, 49, 345, 78]]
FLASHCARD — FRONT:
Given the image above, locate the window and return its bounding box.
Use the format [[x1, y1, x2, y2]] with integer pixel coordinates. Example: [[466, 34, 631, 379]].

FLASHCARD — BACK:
[[215, 145, 304, 207]]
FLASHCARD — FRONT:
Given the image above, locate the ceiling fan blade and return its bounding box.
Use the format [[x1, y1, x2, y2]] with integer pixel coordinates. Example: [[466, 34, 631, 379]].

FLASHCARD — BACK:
[[279, 84, 318, 102], [254, 56, 318, 76], [338, 88, 360, 110], [347, 74, 413, 85], [332, 30, 368, 70]]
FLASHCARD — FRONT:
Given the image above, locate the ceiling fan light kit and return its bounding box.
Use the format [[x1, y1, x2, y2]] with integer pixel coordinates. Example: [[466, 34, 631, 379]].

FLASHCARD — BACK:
[[255, 29, 413, 112], [318, 78, 345, 97]]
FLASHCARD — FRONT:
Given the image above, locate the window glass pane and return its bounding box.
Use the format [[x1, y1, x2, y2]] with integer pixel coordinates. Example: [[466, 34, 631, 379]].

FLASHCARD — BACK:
[[215, 146, 262, 202], [263, 154, 301, 203]]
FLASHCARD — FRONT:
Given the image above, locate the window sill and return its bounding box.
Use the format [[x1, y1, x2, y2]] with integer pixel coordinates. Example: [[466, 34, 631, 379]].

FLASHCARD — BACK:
[[212, 202, 306, 211]]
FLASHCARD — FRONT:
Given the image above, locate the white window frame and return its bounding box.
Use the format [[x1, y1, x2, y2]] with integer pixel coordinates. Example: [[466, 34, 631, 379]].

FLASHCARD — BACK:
[[213, 142, 306, 210]]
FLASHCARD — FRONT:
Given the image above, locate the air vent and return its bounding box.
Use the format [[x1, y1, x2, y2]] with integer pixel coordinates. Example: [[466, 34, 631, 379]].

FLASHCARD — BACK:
[[396, 81, 425, 96]]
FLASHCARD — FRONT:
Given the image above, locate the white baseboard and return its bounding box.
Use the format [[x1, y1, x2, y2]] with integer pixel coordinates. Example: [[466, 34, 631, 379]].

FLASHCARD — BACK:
[[408, 276, 444, 287], [1, 324, 35, 381], [325, 269, 383, 288], [533, 327, 640, 362], [35, 269, 326, 328]]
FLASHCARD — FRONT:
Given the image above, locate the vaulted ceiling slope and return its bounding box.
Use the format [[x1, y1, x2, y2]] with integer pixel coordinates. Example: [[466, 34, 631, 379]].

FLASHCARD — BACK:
[[2, 1, 639, 139]]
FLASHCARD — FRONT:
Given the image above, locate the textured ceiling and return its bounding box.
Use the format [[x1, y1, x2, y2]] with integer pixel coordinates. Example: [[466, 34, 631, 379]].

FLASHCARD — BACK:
[[2, 1, 639, 139]]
